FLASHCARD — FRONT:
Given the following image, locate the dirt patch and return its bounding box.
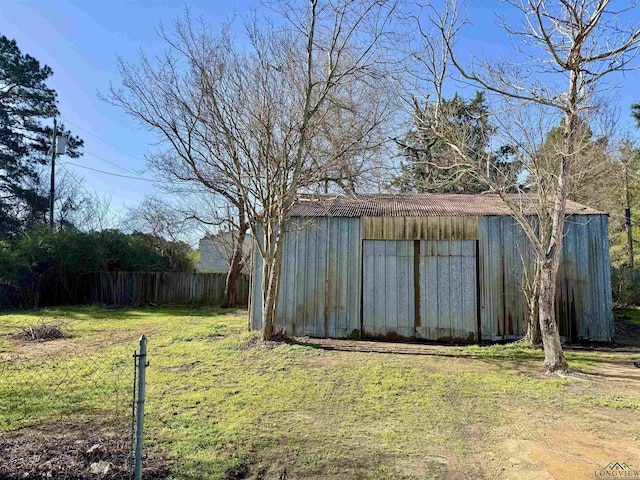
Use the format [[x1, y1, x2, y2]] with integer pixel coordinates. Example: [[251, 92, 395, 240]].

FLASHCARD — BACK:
[[529, 426, 640, 480], [0, 423, 168, 480], [162, 361, 202, 373], [583, 361, 640, 389], [289, 336, 466, 356], [615, 317, 640, 347], [1, 323, 150, 360], [238, 334, 287, 350], [238, 334, 263, 350], [484, 381, 640, 480], [1, 336, 87, 360], [0, 421, 168, 480]]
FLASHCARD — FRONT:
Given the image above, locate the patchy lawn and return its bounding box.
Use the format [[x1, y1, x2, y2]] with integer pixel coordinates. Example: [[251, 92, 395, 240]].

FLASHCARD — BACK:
[[1, 307, 639, 480]]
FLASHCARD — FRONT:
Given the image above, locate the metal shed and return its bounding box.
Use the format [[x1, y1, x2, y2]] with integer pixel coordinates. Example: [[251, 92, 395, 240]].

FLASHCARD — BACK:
[[249, 194, 614, 343]]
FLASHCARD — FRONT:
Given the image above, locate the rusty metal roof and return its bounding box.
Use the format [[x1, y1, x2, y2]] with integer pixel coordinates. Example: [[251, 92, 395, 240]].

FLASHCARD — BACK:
[[288, 193, 603, 217]]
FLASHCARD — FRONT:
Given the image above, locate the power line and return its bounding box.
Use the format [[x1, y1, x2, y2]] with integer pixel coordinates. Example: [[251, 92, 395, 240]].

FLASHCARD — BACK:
[[62, 161, 156, 182], [60, 114, 144, 164], [84, 151, 141, 174]]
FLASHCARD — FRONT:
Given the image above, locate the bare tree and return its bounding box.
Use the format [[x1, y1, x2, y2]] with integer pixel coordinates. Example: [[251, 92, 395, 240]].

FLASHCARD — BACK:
[[29, 164, 120, 232], [410, 0, 640, 371], [107, 2, 397, 336], [125, 195, 192, 241]]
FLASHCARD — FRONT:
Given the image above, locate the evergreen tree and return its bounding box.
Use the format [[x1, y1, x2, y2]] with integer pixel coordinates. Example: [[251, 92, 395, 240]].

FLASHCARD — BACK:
[[0, 35, 82, 237], [392, 91, 519, 193]]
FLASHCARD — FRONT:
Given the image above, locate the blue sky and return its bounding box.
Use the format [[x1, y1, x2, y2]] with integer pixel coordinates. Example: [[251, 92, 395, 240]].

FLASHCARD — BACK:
[[1, 0, 253, 222], [2, 0, 639, 223]]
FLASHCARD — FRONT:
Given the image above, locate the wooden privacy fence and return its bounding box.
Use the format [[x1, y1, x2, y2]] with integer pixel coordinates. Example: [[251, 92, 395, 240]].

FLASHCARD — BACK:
[[0, 271, 250, 308], [85, 271, 249, 306]]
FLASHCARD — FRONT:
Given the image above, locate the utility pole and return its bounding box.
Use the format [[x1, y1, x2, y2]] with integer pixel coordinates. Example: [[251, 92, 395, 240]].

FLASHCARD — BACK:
[[623, 143, 635, 269], [49, 118, 57, 231]]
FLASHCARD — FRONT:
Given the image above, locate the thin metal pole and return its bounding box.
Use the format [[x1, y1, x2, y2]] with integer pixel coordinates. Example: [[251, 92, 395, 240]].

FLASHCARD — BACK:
[[624, 159, 634, 269], [49, 117, 57, 231], [134, 335, 147, 480], [130, 345, 138, 477]]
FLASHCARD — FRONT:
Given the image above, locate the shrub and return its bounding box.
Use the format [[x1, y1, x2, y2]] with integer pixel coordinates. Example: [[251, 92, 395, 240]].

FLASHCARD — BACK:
[[0, 227, 194, 308], [611, 268, 640, 308]]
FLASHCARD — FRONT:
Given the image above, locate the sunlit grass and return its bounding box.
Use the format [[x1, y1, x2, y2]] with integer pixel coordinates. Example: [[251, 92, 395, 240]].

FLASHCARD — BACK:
[[1, 306, 638, 479]]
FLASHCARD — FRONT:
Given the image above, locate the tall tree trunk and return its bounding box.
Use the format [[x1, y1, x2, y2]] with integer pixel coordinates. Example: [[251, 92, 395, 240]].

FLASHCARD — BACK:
[[538, 169, 570, 372], [224, 215, 248, 308], [524, 296, 541, 346], [522, 255, 542, 347], [537, 69, 579, 373], [538, 257, 567, 371], [261, 218, 284, 341], [523, 264, 541, 346], [261, 256, 276, 340]]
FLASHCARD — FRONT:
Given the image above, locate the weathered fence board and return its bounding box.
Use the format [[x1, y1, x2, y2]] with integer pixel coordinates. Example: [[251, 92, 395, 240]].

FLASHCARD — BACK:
[[1, 272, 249, 308]]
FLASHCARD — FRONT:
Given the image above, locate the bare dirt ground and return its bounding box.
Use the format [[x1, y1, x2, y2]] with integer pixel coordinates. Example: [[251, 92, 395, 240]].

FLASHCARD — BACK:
[[0, 421, 168, 480]]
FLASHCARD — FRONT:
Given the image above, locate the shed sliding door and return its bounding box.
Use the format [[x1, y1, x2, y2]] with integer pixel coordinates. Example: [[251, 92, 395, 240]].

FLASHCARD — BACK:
[[416, 240, 477, 343], [362, 239, 477, 343], [362, 240, 415, 339]]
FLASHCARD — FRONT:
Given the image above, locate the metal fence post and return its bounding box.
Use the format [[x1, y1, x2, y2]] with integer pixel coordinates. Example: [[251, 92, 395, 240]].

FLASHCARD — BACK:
[[133, 335, 148, 480]]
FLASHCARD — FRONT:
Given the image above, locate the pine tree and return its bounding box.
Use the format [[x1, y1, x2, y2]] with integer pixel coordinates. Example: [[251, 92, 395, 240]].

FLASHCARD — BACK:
[[0, 35, 82, 237], [392, 91, 519, 193]]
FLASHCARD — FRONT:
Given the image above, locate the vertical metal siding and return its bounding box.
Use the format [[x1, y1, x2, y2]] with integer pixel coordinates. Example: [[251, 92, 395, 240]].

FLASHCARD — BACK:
[[362, 240, 414, 338], [480, 216, 504, 340], [478, 214, 613, 342], [417, 240, 477, 342], [249, 213, 613, 343], [250, 217, 362, 338]]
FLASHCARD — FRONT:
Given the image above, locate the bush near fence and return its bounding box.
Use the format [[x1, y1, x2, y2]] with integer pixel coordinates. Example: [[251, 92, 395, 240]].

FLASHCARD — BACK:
[[0, 271, 249, 309]]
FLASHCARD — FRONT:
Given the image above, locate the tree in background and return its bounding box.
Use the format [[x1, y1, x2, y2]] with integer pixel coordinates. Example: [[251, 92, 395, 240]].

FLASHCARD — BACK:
[[534, 119, 621, 204], [0, 36, 83, 237], [131, 232, 194, 273], [125, 195, 197, 272], [633, 104, 640, 127], [392, 91, 520, 193], [125, 195, 192, 244]]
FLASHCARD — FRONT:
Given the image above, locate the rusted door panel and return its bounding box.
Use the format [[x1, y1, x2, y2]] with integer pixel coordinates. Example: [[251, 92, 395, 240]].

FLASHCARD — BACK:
[[362, 240, 415, 339], [417, 240, 477, 343]]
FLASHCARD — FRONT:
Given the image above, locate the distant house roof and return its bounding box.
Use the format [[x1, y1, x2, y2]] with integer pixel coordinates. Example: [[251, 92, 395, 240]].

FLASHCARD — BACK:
[[288, 193, 603, 217]]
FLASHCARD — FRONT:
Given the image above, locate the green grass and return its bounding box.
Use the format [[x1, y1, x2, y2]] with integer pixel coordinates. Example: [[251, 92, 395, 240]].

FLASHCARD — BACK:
[[1, 307, 639, 479]]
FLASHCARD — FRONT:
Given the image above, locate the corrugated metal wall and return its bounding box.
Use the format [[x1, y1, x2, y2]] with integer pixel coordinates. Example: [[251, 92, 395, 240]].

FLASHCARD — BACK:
[[362, 216, 478, 240], [479, 215, 613, 342], [250, 218, 361, 337], [250, 213, 613, 343]]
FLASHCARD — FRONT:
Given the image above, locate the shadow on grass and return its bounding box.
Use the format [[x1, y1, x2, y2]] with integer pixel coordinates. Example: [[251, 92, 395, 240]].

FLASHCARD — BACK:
[[579, 369, 640, 382], [286, 337, 541, 360], [0, 305, 240, 320], [286, 337, 640, 369]]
